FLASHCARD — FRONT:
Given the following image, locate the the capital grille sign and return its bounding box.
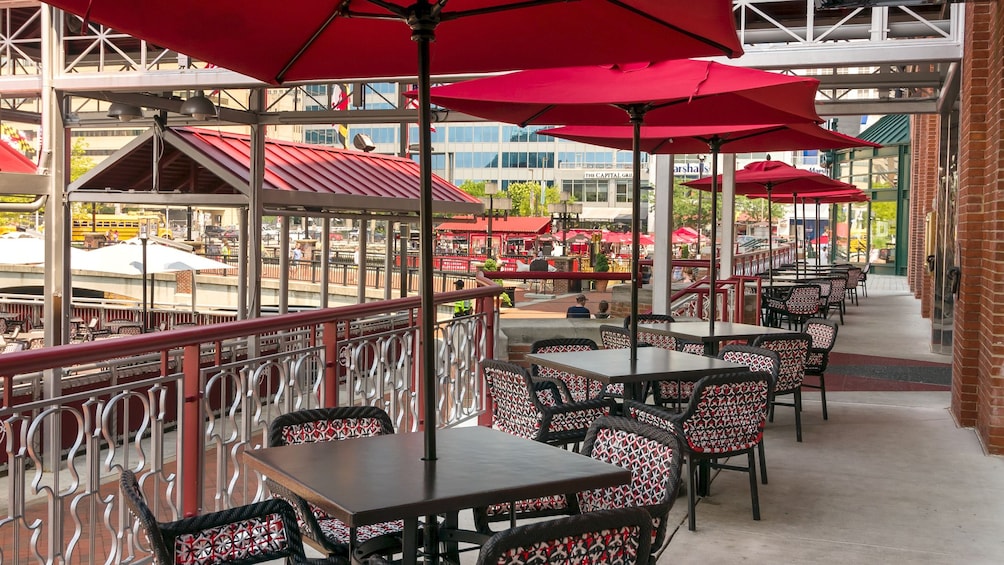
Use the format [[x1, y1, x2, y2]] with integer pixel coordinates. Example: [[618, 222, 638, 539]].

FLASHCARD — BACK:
[[583, 171, 633, 179]]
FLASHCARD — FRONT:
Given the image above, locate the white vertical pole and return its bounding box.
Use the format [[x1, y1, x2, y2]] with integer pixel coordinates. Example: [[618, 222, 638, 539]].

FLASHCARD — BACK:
[[652, 154, 673, 314]]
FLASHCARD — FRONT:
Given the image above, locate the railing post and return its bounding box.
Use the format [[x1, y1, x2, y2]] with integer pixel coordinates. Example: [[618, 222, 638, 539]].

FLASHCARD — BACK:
[[181, 343, 203, 517], [478, 293, 495, 427], [323, 321, 339, 408]]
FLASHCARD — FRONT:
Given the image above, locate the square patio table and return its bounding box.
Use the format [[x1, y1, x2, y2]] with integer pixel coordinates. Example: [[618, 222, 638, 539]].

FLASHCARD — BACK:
[[243, 426, 630, 565], [638, 321, 799, 355], [525, 346, 747, 402]]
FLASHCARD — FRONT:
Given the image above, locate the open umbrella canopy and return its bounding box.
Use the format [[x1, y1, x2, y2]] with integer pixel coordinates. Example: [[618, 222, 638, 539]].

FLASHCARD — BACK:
[[684, 160, 859, 196], [84, 238, 233, 275], [423, 60, 820, 128], [0, 235, 87, 265], [43, 1, 743, 82], [538, 122, 882, 154], [672, 227, 700, 244]]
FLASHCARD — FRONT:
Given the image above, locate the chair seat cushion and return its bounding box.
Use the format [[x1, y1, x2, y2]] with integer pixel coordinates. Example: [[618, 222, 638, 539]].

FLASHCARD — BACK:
[[174, 511, 290, 565], [485, 495, 569, 518], [311, 503, 404, 543]]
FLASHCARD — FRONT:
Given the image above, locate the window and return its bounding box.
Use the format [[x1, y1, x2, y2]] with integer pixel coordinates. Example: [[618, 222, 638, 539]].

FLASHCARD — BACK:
[[562, 179, 609, 203], [615, 181, 632, 203], [449, 125, 499, 143]]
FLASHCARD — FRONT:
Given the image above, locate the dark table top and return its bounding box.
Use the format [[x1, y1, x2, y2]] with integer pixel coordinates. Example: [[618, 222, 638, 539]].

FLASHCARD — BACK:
[[637, 321, 798, 343], [525, 347, 746, 385], [242, 426, 630, 528]]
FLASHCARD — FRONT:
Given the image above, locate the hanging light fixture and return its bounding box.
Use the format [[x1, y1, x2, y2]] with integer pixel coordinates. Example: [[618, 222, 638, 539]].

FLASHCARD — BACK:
[[179, 90, 217, 120], [107, 102, 144, 122]]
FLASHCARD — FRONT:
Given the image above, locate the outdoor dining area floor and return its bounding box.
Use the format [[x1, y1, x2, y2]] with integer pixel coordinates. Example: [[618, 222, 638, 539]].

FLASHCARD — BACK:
[[378, 274, 1002, 564]]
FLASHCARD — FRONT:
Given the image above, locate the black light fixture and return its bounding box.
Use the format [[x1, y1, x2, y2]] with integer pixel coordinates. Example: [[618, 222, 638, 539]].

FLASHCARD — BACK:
[[179, 90, 217, 120], [107, 102, 144, 122]]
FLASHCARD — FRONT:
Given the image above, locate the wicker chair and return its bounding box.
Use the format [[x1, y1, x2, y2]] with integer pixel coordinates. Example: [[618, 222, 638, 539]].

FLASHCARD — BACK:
[[752, 333, 811, 442], [119, 470, 344, 565], [844, 267, 863, 306], [578, 417, 683, 562], [820, 275, 848, 324], [475, 360, 615, 535], [622, 313, 674, 328], [531, 338, 603, 402], [718, 345, 780, 484], [267, 407, 407, 561], [764, 284, 821, 329], [803, 317, 839, 420], [483, 359, 616, 447], [859, 262, 871, 297], [664, 371, 772, 531]]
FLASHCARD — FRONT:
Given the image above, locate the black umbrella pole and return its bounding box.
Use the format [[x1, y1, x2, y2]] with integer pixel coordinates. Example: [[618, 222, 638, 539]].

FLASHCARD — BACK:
[[415, 24, 437, 462], [767, 185, 774, 284], [629, 114, 642, 362], [707, 142, 721, 335]]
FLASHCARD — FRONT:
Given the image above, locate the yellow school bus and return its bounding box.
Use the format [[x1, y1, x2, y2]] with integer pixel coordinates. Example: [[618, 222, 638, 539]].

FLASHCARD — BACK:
[[71, 213, 172, 242]]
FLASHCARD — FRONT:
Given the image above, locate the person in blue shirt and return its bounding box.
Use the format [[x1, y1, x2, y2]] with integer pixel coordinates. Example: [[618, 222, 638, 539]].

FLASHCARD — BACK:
[[566, 294, 591, 318]]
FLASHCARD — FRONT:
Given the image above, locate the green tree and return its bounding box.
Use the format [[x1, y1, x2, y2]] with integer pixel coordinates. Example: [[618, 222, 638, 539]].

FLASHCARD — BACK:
[[70, 137, 95, 181]]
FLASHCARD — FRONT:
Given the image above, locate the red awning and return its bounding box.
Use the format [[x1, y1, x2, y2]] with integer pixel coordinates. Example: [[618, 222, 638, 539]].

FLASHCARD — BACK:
[[435, 216, 552, 235], [0, 143, 36, 173]]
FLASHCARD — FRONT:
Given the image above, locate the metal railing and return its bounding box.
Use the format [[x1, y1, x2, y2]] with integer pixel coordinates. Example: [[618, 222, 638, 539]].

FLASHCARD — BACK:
[[0, 281, 501, 564]]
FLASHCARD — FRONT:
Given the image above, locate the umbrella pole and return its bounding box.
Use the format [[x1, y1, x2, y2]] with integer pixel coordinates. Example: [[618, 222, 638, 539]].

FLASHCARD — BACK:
[[413, 17, 437, 463], [767, 184, 774, 284], [815, 198, 821, 267], [707, 139, 722, 335], [141, 238, 148, 331], [792, 193, 799, 277], [628, 107, 645, 367]]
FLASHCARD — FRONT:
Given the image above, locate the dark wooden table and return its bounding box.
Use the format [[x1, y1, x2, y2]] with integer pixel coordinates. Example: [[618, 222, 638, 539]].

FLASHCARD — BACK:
[[243, 426, 630, 565], [525, 347, 747, 401], [638, 321, 798, 355]]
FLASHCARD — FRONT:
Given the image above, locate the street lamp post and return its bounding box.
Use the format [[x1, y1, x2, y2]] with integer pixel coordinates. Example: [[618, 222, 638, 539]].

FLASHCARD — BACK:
[[548, 191, 583, 255], [139, 223, 149, 332], [481, 181, 511, 258]]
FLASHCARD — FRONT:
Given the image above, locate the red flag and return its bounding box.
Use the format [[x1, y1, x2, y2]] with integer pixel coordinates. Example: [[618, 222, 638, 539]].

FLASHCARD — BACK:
[[332, 83, 349, 148]]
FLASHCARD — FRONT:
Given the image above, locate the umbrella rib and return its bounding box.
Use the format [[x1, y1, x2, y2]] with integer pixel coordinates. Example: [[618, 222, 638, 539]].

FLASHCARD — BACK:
[[518, 105, 556, 127], [605, 0, 740, 57]]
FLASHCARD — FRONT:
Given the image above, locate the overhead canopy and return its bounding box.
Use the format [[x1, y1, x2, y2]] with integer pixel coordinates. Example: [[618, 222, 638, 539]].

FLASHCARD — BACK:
[[68, 126, 483, 217], [435, 216, 551, 235]]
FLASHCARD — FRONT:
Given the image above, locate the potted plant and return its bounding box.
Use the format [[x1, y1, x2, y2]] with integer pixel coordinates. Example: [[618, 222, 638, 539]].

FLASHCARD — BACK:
[[483, 258, 515, 307], [593, 253, 610, 292]]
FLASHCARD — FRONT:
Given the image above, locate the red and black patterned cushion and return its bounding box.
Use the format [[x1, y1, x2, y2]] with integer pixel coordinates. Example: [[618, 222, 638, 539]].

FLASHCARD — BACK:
[[489, 525, 645, 565], [281, 418, 386, 445], [721, 349, 777, 376], [485, 365, 544, 440], [680, 380, 770, 454], [311, 504, 404, 544], [786, 286, 822, 315], [174, 512, 288, 565], [601, 329, 632, 350], [805, 321, 837, 351], [484, 495, 569, 518], [754, 337, 809, 393]]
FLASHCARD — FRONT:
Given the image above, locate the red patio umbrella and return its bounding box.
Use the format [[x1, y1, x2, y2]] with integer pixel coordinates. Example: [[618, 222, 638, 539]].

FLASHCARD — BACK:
[[423, 60, 821, 354], [42, 0, 743, 465], [673, 227, 700, 244]]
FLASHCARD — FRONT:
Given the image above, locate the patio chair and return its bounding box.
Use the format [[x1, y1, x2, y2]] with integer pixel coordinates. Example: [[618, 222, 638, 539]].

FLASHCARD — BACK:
[[859, 262, 871, 298], [718, 345, 780, 484], [821, 275, 848, 324], [117, 323, 144, 335], [752, 333, 811, 442], [119, 470, 344, 565], [763, 284, 820, 329], [528, 258, 551, 294], [578, 416, 683, 562], [531, 338, 604, 402], [2, 340, 24, 353], [622, 313, 674, 328], [803, 317, 839, 420], [668, 371, 772, 531], [483, 359, 616, 447], [844, 267, 863, 306], [267, 407, 407, 561]]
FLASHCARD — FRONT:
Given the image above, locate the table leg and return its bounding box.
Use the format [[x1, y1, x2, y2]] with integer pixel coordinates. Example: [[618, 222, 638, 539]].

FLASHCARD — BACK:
[[402, 516, 420, 565], [625, 382, 646, 402], [441, 511, 460, 565]]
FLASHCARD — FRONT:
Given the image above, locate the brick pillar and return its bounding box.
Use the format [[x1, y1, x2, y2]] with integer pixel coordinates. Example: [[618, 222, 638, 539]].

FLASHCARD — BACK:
[[956, 2, 1004, 453], [909, 114, 939, 317]]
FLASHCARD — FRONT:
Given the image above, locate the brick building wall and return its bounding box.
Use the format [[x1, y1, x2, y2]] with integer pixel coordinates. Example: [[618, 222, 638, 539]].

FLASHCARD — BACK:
[[956, 2, 1004, 453]]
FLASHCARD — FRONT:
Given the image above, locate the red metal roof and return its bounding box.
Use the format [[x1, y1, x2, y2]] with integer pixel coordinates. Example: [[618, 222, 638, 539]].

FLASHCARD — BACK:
[[0, 142, 36, 173], [436, 216, 552, 234], [69, 127, 482, 216]]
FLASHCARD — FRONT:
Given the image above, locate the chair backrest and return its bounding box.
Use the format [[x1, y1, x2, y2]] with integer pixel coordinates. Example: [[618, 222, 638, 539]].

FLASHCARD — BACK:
[[623, 313, 674, 328], [475, 507, 653, 565], [120, 470, 305, 565], [531, 338, 601, 402], [825, 275, 847, 303], [88, 317, 99, 329], [675, 371, 772, 455], [529, 258, 549, 272], [579, 416, 682, 554], [2, 341, 23, 354], [845, 267, 862, 289], [719, 345, 780, 388], [600, 325, 632, 350], [28, 337, 45, 350], [566, 311, 591, 319], [803, 317, 839, 352], [752, 333, 810, 394], [268, 406, 394, 448], [483, 359, 548, 440], [784, 285, 822, 315], [118, 324, 144, 335], [10, 326, 19, 340]]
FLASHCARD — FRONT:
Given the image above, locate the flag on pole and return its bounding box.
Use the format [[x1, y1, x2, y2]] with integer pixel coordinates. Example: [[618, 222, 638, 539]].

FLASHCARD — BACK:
[[332, 83, 350, 149]]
